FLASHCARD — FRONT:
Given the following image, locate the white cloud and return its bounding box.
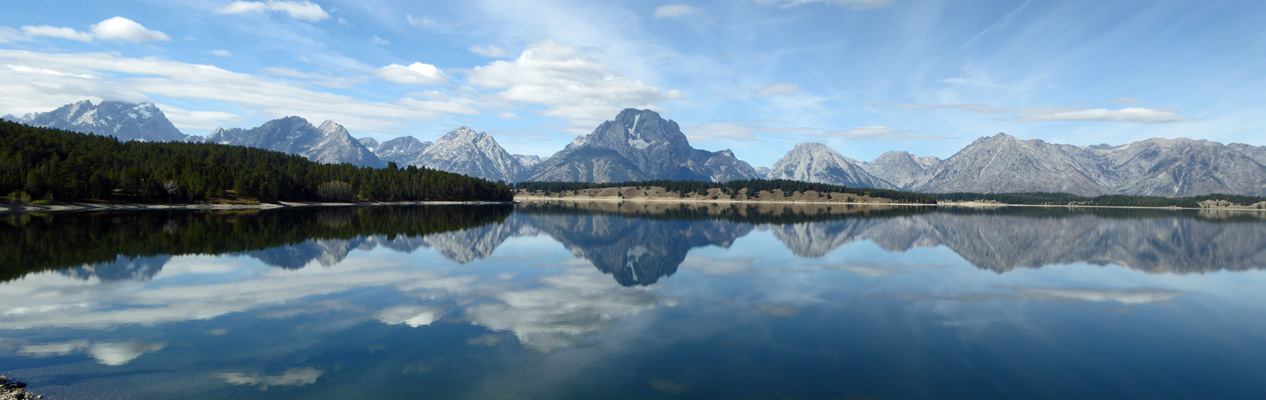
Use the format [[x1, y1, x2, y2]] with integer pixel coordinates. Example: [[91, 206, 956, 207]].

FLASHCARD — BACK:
[[19, 17, 170, 43], [91, 17, 171, 42], [809, 126, 953, 141], [406, 14, 439, 28], [467, 39, 670, 121], [654, 5, 700, 19], [21, 25, 95, 42], [761, 0, 896, 9], [216, 1, 330, 22], [209, 49, 233, 57], [374, 62, 449, 85], [0, 49, 475, 134], [469, 45, 508, 58], [756, 82, 803, 96], [370, 35, 389, 45], [901, 103, 1195, 124]]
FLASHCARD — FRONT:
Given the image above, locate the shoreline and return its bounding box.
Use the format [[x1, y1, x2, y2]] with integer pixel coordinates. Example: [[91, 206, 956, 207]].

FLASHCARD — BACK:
[[2, 197, 1261, 214], [514, 195, 934, 208], [0, 200, 516, 214], [516, 196, 1266, 212]]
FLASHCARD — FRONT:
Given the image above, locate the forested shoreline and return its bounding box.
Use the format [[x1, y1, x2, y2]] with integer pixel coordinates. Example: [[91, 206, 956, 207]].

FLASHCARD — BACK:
[[0, 121, 513, 204]]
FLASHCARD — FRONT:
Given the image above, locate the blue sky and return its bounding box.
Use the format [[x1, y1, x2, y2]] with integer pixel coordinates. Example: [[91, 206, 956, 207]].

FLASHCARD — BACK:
[[2, 0, 1264, 167]]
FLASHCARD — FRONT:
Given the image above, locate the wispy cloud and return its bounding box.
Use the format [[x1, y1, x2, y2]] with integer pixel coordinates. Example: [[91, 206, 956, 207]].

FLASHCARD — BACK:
[[405, 14, 439, 29], [654, 5, 700, 19], [809, 126, 952, 141], [469, 45, 508, 58], [759, 0, 896, 9], [216, 1, 330, 22], [901, 103, 1195, 124], [756, 82, 804, 96], [684, 120, 812, 142], [1014, 107, 1193, 124]]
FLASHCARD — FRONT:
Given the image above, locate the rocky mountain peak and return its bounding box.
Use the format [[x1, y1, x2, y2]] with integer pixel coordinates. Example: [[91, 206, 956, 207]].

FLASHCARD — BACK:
[[317, 120, 349, 137], [23, 99, 186, 142], [767, 143, 892, 189], [441, 126, 486, 141], [528, 108, 758, 183]]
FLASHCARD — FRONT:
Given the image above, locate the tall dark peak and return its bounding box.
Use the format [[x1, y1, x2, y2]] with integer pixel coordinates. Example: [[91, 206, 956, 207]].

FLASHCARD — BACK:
[[529, 108, 758, 183]]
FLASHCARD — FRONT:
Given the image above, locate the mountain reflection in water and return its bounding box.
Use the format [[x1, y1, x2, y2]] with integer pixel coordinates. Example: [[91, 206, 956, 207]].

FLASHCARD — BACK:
[[4, 202, 1266, 399], [10, 201, 1265, 286]]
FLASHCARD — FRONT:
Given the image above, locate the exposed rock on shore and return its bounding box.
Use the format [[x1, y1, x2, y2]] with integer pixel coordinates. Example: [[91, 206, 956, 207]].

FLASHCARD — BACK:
[[0, 375, 42, 400]]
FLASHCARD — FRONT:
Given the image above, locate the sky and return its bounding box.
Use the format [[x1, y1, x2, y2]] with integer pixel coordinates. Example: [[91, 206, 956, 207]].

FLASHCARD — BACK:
[[2, 0, 1265, 167]]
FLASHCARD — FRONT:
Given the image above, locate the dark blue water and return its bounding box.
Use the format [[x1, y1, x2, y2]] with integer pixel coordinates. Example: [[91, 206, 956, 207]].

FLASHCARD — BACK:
[[2, 203, 1266, 399]]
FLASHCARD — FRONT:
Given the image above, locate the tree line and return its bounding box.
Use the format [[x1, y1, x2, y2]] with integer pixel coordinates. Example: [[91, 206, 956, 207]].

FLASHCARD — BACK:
[[513, 179, 939, 204], [0, 120, 513, 204]]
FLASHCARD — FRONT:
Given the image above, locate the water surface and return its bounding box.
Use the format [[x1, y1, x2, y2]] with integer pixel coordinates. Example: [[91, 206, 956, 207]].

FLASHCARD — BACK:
[[3, 203, 1266, 399]]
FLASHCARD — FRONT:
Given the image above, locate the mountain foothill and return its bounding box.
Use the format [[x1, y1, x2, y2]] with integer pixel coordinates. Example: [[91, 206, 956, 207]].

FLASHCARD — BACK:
[[6, 99, 1266, 197]]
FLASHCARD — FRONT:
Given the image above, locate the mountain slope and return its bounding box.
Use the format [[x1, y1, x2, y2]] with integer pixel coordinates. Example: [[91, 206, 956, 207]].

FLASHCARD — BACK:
[[766, 143, 893, 189]]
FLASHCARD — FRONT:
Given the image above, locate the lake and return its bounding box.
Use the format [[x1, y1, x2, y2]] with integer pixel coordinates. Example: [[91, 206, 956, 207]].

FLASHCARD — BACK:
[[3, 202, 1266, 399]]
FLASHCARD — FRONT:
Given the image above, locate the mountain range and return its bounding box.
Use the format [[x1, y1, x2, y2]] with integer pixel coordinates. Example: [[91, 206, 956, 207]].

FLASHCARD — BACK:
[[9, 100, 1266, 197]]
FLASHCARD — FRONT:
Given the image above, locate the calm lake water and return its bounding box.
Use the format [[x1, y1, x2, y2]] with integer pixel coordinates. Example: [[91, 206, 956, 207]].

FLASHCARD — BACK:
[[3, 202, 1266, 399]]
